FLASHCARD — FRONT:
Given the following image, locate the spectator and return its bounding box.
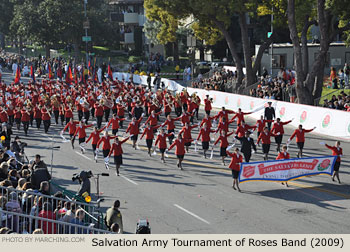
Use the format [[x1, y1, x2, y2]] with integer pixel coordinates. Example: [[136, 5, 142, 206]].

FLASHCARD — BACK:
[[38, 202, 56, 234], [30, 165, 51, 190], [70, 209, 87, 234], [105, 200, 123, 233]]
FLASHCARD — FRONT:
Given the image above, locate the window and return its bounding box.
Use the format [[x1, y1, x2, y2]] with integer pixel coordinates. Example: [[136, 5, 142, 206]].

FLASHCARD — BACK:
[[272, 54, 286, 68]]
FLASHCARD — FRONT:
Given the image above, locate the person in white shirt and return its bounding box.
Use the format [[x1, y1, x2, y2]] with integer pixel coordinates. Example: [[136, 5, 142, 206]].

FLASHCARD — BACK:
[[12, 62, 18, 75]]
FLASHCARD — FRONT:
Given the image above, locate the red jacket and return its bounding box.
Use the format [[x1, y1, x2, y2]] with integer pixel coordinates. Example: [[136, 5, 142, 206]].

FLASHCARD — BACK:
[[290, 128, 314, 143], [204, 98, 212, 111], [200, 116, 215, 129], [231, 112, 252, 125], [180, 113, 192, 125], [21, 109, 30, 122], [226, 152, 243, 171], [179, 125, 197, 139], [255, 119, 274, 133], [197, 128, 215, 142], [63, 121, 79, 135], [276, 152, 290, 160], [107, 117, 125, 130], [271, 120, 292, 135], [94, 104, 104, 117], [169, 138, 193, 155], [257, 131, 277, 145], [141, 125, 161, 140], [325, 144, 343, 162], [162, 117, 180, 131], [214, 132, 234, 148], [97, 135, 116, 150], [108, 137, 129, 156], [235, 124, 256, 138], [215, 110, 235, 123], [64, 107, 73, 118], [74, 124, 93, 138], [145, 112, 161, 126], [155, 133, 171, 149], [41, 108, 51, 121], [86, 127, 106, 145], [38, 210, 56, 234], [126, 117, 143, 135]]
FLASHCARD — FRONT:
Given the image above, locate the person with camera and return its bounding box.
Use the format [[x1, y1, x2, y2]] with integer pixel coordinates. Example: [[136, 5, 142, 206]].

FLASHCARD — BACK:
[[105, 200, 123, 233], [10, 135, 27, 163], [74, 170, 91, 200]]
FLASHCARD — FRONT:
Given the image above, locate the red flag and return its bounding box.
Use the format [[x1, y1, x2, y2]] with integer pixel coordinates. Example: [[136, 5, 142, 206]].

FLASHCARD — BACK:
[[65, 66, 73, 84], [88, 60, 92, 76], [108, 62, 113, 80], [14, 66, 21, 84], [30, 65, 36, 82], [48, 64, 53, 79]]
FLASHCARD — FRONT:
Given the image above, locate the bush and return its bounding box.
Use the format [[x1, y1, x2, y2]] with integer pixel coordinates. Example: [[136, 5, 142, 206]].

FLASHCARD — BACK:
[[128, 56, 141, 63]]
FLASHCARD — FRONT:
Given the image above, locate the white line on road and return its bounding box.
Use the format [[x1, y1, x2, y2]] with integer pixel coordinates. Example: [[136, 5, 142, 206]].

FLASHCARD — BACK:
[[173, 204, 210, 225], [75, 151, 92, 161], [120, 174, 138, 185]]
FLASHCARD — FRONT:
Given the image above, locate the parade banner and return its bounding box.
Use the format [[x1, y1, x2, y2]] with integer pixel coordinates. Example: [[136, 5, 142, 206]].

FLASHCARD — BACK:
[[239, 156, 337, 183]]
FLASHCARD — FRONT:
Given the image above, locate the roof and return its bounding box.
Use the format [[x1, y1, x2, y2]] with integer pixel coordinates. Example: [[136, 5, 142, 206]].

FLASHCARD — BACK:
[[265, 42, 347, 48]]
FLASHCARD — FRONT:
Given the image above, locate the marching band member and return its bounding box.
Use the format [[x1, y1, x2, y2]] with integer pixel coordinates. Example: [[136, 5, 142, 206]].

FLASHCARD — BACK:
[[288, 125, 316, 158]]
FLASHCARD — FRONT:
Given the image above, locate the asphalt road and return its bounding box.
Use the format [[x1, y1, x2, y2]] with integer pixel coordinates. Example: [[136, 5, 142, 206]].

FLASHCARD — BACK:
[[2, 71, 350, 234]]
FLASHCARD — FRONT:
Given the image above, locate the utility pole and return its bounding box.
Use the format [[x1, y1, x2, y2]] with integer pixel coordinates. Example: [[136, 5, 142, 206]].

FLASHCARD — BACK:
[[270, 7, 274, 77], [84, 0, 89, 66]]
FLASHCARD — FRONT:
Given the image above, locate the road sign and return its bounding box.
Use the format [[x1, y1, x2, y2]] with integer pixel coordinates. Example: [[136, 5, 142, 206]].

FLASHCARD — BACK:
[[89, 53, 95, 56], [267, 32, 273, 38], [82, 36, 91, 42], [83, 20, 90, 29]]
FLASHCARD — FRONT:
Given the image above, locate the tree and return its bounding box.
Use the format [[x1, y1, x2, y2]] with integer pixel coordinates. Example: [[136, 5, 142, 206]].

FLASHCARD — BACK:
[[287, 0, 350, 104], [146, 0, 278, 88]]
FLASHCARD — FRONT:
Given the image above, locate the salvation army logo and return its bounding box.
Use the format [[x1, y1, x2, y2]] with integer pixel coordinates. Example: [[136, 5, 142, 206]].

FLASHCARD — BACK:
[[300, 111, 307, 123], [250, 101, 254, 110], [237, 98, 241, 108], [322, 114, 331, 128], [279, 107, 286, 118], [243, 166, 255, 178], [317, 159, 330, 171], [225, 96, 229, 105]]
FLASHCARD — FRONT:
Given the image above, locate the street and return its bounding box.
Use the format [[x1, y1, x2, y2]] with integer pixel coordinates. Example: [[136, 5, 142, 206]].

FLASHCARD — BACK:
[[3, 71, 349, 234]]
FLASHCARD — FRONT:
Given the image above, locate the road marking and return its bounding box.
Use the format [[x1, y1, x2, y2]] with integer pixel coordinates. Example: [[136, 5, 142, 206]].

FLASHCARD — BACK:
[[120, 174, 138, 185], [39, 133, 53, 141], [75, 151, 92, 161], [174, 204, 210, 225]]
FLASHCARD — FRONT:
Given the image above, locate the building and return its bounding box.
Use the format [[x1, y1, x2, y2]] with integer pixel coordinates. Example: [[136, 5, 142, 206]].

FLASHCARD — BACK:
[[109, 0, 146, 54], [257, 42, 350, 76]]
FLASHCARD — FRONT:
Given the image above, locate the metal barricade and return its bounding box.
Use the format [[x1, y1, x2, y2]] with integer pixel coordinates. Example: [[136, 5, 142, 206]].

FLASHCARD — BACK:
[[0, 186, 104, 229], [0, 209, 111, 234]]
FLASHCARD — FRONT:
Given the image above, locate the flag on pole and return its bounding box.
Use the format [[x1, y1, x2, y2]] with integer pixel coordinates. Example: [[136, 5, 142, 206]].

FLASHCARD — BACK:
[[74, 67, 78, 85], [88, 59, 92, 76], [48, 63, 53, 79], [30, 65, 35, 82], [65, 65, 73, 84], [14, 66, 21, 84], [107, 60, 113, 80]]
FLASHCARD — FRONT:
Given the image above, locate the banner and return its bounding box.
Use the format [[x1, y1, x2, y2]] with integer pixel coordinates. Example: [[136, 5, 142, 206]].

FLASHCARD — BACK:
[[239, 155, 337, 183]]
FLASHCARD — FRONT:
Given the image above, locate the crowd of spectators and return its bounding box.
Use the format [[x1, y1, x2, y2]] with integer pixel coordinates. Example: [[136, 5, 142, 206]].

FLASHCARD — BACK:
[[322, 92, 350, 111], [191, 69, 236, 91]]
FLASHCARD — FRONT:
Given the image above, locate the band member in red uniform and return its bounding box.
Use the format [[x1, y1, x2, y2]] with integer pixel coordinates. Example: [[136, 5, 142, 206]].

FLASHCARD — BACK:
[[97, 131, 117, 164], [215, 107, 235, 123], [216, 117, 235, 134], [73, 120, 93, 153], [64, 105, 73, 125], [179, 122, 198, 152], [271, 118, 292, 152], [320, 141, 343, 183], [288, 125, 316, 158], [41, 106, 51, 133], [21, 108, 30, 136], [86, 126, 106, 161], [144, 110, 161, 129], [161, 115, 180, 145], [168, 133, 193, 170], [255, 115, 274, 140], [155, 128, 173, 163], [276, 145, 290, 187], [200, 113, 215, 129], [140, 124, 161, 156], [226, 147, 243, 191], [107, 113, 125, 135], [126, 116, 143, 149], [214, 130, 235, 165], [94, 101, 104, 129], [62, 118, 79, 149], [204, 95, 212, 116], [14, 107, 21, 130], [196, 123, 216, 158], [257, 127, 279, 160], [231, 108, 252, 126], [109, 136, 130, 175], [235, 121, 256, 139]]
